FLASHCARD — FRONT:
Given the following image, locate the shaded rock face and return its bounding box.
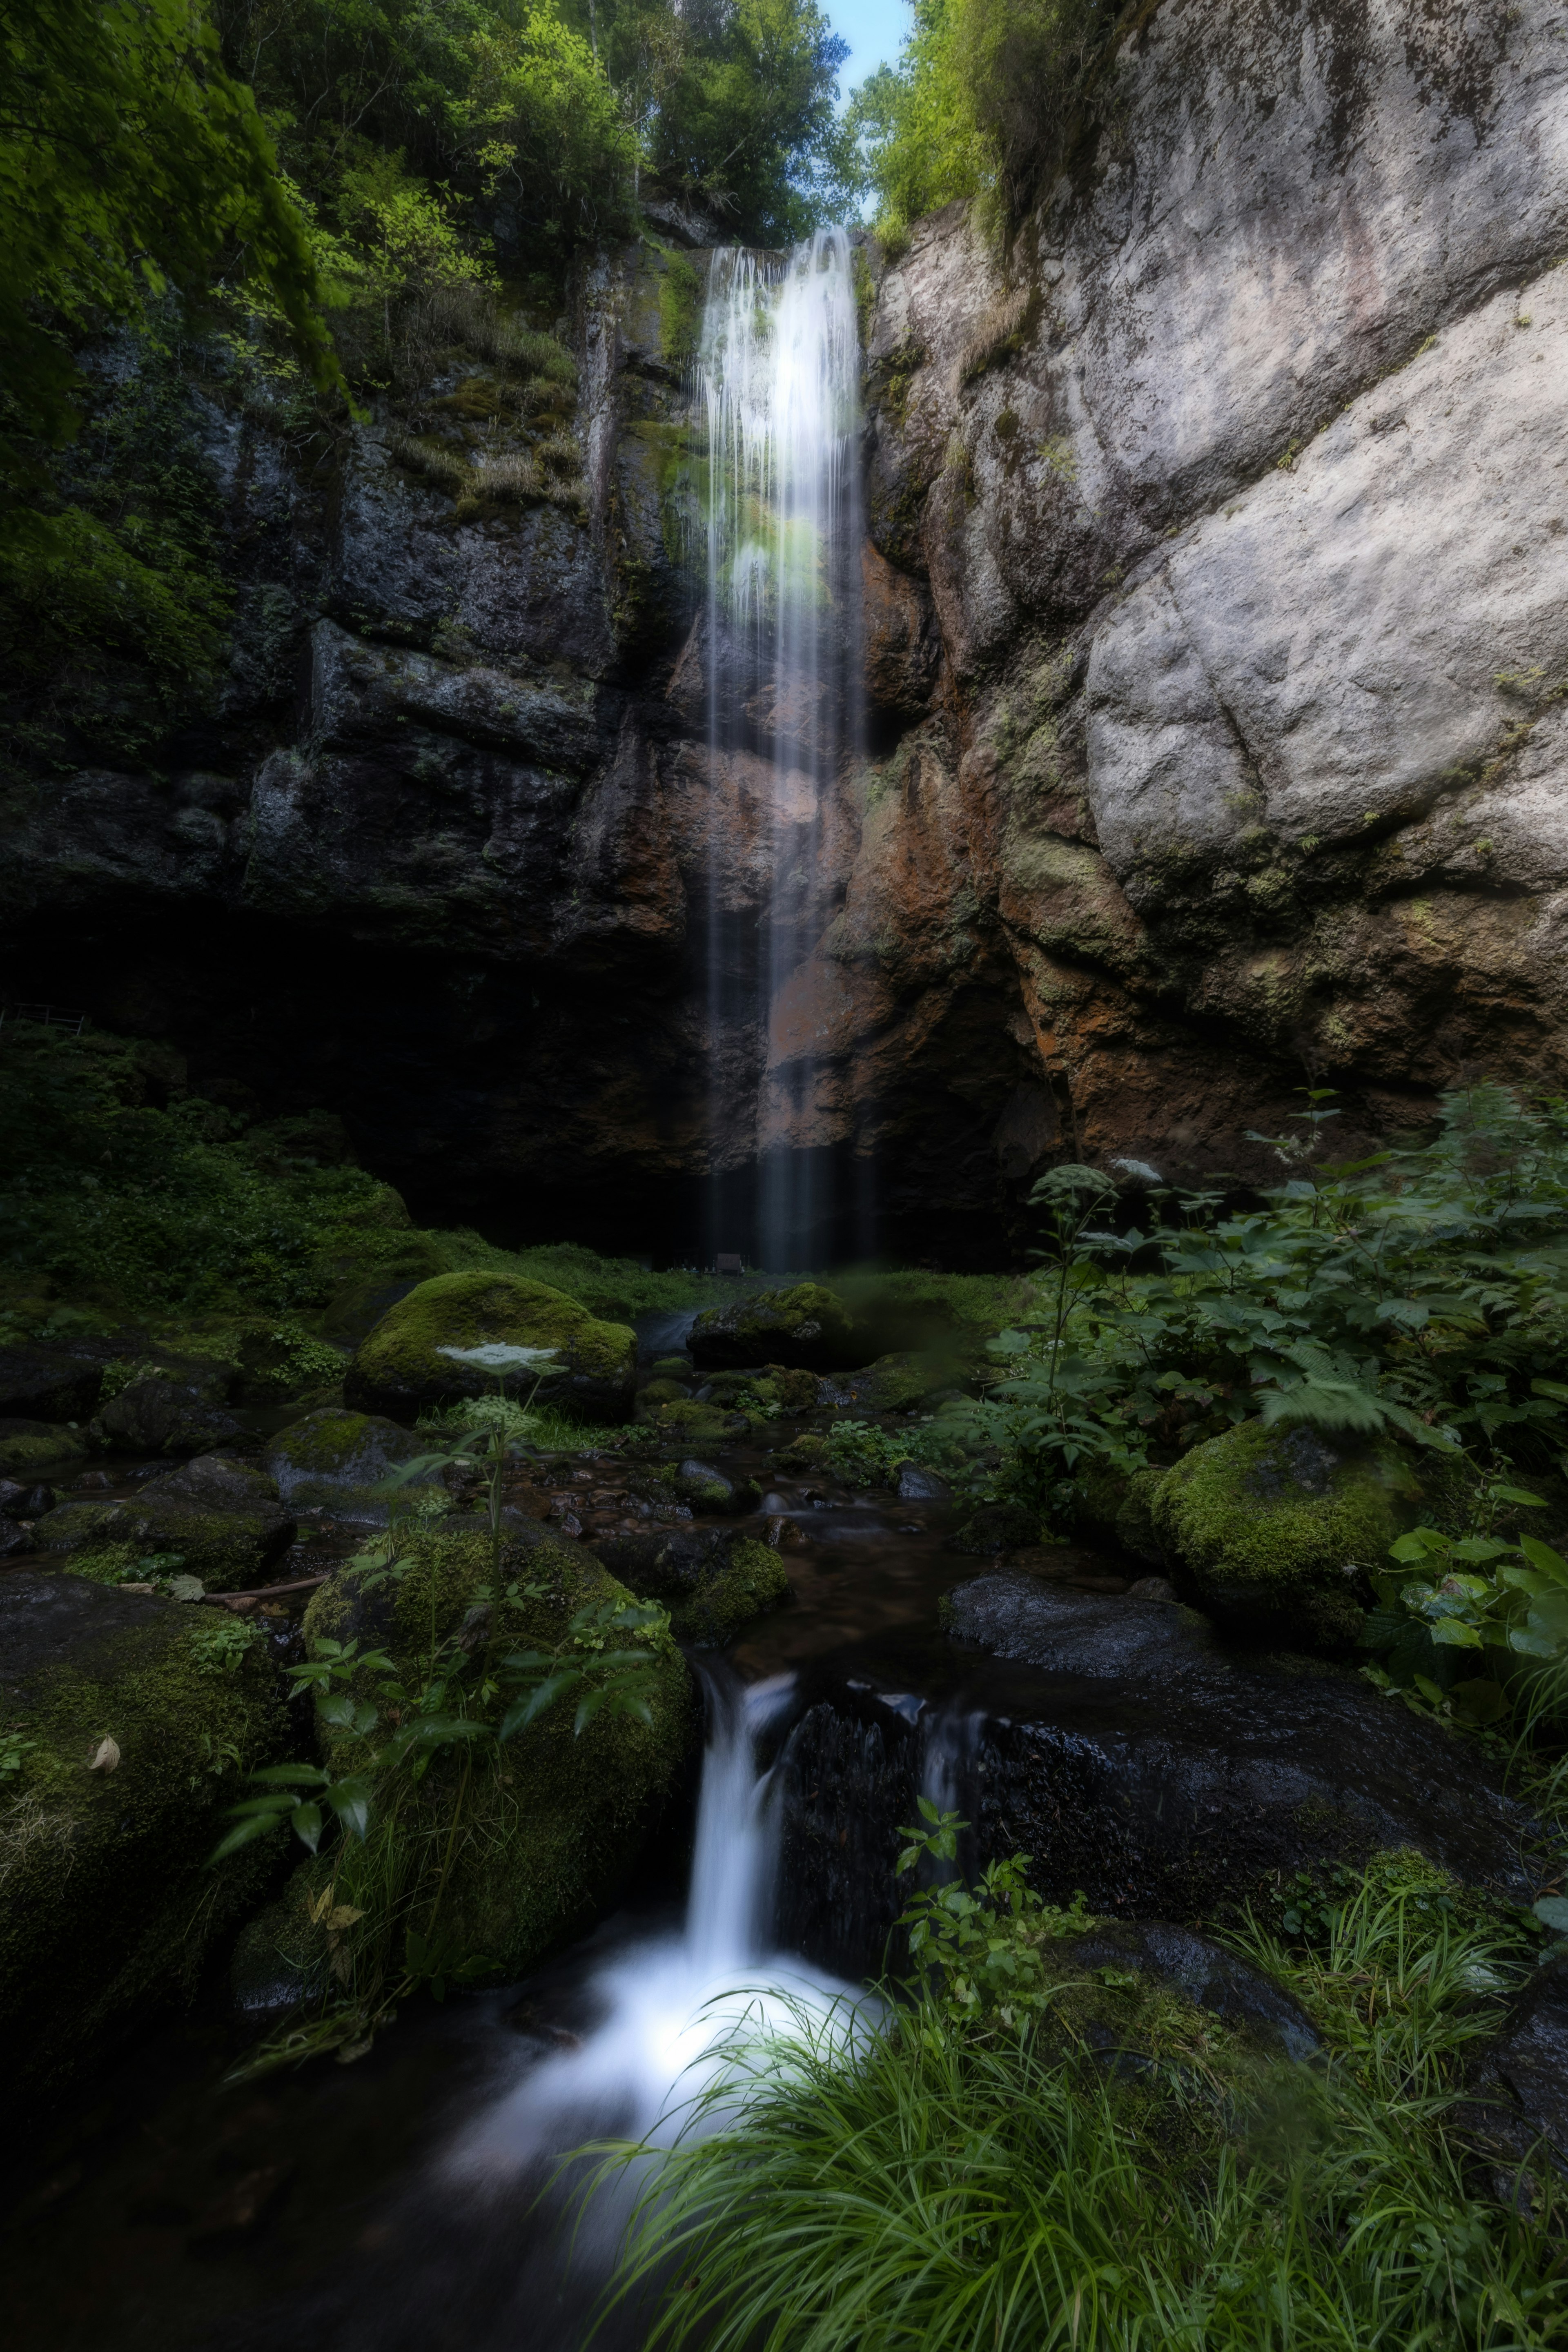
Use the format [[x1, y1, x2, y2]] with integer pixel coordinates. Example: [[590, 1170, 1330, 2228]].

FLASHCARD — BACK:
[[1466, 1958, 1568, 2186], [773, 1575, 1532, 1979], [4, 2, 1566, 1255]]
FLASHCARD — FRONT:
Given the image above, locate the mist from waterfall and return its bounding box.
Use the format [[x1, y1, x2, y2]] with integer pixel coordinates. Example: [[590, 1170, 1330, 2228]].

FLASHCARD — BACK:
[[696, 228, 864, 1272]]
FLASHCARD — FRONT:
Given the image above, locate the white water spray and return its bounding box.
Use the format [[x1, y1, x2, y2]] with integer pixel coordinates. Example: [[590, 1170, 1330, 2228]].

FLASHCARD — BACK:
[[439, 1672, 860, 2202], [697, 229, 864, 1270]]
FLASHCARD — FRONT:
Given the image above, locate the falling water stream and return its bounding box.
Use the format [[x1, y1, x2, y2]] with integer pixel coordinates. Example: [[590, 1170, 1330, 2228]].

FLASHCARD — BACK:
[[697, 230, 864, 1270]]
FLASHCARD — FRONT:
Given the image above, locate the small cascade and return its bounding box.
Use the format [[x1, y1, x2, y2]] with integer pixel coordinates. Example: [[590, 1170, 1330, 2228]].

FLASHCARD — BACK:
[[440, 1668, 856, 2201], [695, 229, 865, 1270]]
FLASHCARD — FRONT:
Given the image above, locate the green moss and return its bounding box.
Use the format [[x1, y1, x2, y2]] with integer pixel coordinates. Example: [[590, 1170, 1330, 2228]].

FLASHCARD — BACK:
[[690, 1282, 866, 1370], [648, 1398, 731, 1438], [32, 1499, 114, 1550], [638, 1378, 690, 1408], [301, 1527, 692, 1978], [0, 1573, 286, 2096], [690, 1535, 788, 1644], [658, 249, 704, 365], [345, 1269, 635, 1424], [1152, 1422, 1435, 1649], [0, 1421, 84, 1474]]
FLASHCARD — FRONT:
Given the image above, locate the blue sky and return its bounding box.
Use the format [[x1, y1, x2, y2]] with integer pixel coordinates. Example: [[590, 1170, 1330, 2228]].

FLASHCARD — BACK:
[[830, 0, 911, 94]]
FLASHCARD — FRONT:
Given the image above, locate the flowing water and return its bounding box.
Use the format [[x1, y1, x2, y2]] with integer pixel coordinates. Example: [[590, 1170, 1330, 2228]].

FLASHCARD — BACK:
[[696, 229, 865, 1271]]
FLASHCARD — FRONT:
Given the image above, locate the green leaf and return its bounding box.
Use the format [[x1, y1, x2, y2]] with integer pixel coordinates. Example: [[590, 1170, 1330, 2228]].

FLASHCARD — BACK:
[[1534, 1897, 1568, 1932], [290, 1800, 323, 1852], [1519, 1535, 1568, 1584], [208, 1812, 287, 1862], [1430, 1619, 1483, 1647]]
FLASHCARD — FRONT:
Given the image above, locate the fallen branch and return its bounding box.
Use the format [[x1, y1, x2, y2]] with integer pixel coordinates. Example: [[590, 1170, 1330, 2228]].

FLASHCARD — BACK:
[[202, 1572, 330, 1613]]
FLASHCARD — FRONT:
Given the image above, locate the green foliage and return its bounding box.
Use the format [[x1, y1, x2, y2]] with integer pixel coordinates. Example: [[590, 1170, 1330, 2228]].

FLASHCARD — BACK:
[[824, 1416, 958, 1488], [895, 1799, 1094, 2027], [459, 7, 637, 252], [0, 1020, 410, 1315], [657, 247, 704, 367], [849, 0, 1122, 249], [974, 1085, 1568, 1526], [0, 0, 334, 495], [600, 1846, 1564, 2351]]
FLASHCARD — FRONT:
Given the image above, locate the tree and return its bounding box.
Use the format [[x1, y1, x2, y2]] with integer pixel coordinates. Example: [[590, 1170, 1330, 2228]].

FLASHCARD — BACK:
[[0, 0, 334, 508]]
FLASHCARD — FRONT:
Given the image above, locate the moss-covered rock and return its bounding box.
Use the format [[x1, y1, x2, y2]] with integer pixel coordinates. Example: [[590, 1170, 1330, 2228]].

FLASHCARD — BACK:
[[300, 1526, 692, 1979], [822, 1351, 953, 1413], [592, 1528, 789, 1644], [32, 1498, 114, 1550], [1152, 1421, 1450, 1649], [637, 1378, 690, 1409], [343, 1271, 636, 1425], [642, 1397, 731, 1439], [85, 1454, 296, 1591], [0, 1568, 286, 2101], [689, 1283, 869, 1372], [262, 1407, 444, 1526], [0, 1419, 87, 1476]]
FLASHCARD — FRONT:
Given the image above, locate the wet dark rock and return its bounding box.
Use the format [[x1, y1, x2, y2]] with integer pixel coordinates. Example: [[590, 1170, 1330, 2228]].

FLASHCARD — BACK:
[[591, 1526, 788, 1645], [0, 1347, 102, 1423], [897, 1463, 950, 1501], [0, 1481, 54, 1518], [950, 1500, 1040, 1554], [0, 1516, 31, 1558], [1464, 1960, 1568, 2186], [775, 1573, 1532, 1978], [1052, 1922, 1320, 2063], [94, 1376, 248, 1457], [671, 1460, 761, 1513]]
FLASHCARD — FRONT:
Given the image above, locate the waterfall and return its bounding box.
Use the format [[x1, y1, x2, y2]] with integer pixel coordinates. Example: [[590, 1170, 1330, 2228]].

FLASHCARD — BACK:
[[696, 229, 864, 1272], [439, 1669, 859, 2197]]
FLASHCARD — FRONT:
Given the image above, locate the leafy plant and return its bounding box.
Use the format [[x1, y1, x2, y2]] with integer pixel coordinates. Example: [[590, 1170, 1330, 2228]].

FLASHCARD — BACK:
[[894, 1798, 1093, 2027]]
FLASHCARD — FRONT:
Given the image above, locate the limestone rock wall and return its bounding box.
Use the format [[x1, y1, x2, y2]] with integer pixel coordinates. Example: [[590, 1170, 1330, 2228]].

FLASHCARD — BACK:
[[850, 0, 1568, 1188]]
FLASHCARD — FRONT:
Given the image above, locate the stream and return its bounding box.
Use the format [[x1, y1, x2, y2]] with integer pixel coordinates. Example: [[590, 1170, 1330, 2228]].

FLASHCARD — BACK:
[[0, 1433, 1139, 2352]]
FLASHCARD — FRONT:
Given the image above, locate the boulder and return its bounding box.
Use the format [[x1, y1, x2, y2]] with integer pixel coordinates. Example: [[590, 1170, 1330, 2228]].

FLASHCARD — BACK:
[[0, 1421, 85, 1477], [263, 1407, 445, 1526], [94, 1376, 249, 1457], [670, 1460, 762, 1515], [344, 1271, 636, 1425], [773, 1574, 1533, 1978], [1463, 1959, 1568, 2190], [0, 1480, 56, 1517], [591, 1527, 788, 1645], [897, 1463, 949, 1502], [1072, 1461, 1169, 1568], [688, 1283, 868, 1372], [0, 1347, 102, 1423], [699, 1364, 821, 1416], [1152, 1422, 1459, 1648], [79, 1455, 296, 1590], [289, 1526, 692, 1982], [1038, 1921, 1319, 2065], [639, 1397, 733, 1441], [31, 1500, 114, 1552], [0, 1568, 285, 2102], [0, 1517, 31, 1558], [950, 1499, 1042, 1555], [820, 1351, 953, 1413]]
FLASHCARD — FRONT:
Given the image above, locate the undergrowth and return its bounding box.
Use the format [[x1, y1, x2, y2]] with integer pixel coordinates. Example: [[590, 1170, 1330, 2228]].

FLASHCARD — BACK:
[[595, 1833, 1568, 2351]]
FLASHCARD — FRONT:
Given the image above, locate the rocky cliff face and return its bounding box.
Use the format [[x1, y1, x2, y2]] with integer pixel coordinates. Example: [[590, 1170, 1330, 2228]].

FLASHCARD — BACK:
[[4, 0, 1565, 1258]]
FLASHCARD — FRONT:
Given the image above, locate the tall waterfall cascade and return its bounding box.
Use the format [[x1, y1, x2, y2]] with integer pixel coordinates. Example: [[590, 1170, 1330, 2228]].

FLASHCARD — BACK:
[[695, 227, 865, 1272]]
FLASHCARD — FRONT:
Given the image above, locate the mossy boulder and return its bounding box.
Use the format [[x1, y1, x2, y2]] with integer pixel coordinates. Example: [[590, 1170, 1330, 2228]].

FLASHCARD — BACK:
[[343, 1271, 636, 1425], [263, 1407, 444, 1527], [702, 1363, 822, 1417], [0, 1568, 286, 2102], [637, 1378, 690, 1410], [84, 1455, 296, 1591], [1152, 1421, 1455, 1649], [298, 1526, 692, 1980], [821, 1351, 953, 1413], [0, 1419, 86, 1477], [641, 1396, 731, 1439], [688, 1283, 868, 1372], [592, 1528, 789, 1645]]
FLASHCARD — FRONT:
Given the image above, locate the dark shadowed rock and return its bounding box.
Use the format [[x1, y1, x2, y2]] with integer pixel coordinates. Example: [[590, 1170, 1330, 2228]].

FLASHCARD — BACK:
[[0, 1421, 85, 1477], [773, 1573, 1533, 1979], [688, 1284, 869, 1372], [94, 1377, 248, 1457], [1465, 1960, 1568, 2187], [89, 1455, 296, 1590], [263, 1406, 443, 1526], [1055, 1922, 1319, 2062], [591, 1527, 788, 1645], [0, 1516, 31, 1558], [0, 1348, 102, 1423]]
